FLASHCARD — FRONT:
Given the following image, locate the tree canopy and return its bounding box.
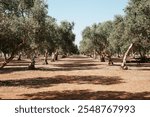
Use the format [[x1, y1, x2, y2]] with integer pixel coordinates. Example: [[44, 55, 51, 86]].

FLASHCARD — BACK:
[[80, 0, 150, 63], [0, 0, 78, 68]]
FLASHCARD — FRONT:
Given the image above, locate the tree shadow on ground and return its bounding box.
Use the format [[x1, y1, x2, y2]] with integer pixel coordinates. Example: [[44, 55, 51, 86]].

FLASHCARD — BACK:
[[53, 63, 100, 67], [58, 58, 97, 63], [112, 63, 150, 71], [127, 63, 150, 67], [0, 65, 99, 74], [136, 68, 150, 71], [6, 63, 30, 66], [0, 67, 27, 74], [0, 60, 30, 66], [10, 60, 30, 63], [0, 58, 100, 74], [21, 90, 150, 100], [37, 66, 100, 71], [0, 75, 124, 88]]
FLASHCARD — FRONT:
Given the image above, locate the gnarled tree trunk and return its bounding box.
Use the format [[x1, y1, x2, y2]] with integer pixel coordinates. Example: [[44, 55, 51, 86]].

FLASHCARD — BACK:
[[0, 41, 24, 69], [17, 52, 22, 60], [28, 55, 35, 70], [0, 52, 2, 57], [0, 52, 15, 69], [93, 50, 96, 59], [121, 43, 133, 70], [100, 53, 105, 62], [54, 51, 58, 61], [51, 52, 55, 62], [43, 50, 48, 64], [4, 53, 7, 61], [104, 50, 113, 65], [107, 55, 113, 65]]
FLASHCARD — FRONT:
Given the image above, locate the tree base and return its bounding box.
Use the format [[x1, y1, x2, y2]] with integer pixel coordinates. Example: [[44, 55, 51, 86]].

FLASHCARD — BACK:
[[43, 60, 48, 65], [28, 64, 35, 70], [121, 65, 128, 70], [43, 62, 48, 65], [108, 61, 113, 65], [17, 58, 21, 61], [62, 55, 66, 58], [100, 58, 105, 62]]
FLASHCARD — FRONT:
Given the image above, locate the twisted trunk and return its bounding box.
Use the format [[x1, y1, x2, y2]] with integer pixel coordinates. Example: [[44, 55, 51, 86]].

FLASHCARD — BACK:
[[93, 50, 96, 59], [28, 55, 35, 70], [4, 53, 7, 61], [44, 50, 48, 64], [100, 54, 105, 62], [107, 55, 113, 65], [17, 53, 22, 60], [0, 52, 15, 69], [121, 43, 133, 70], [0, 41, 24, 69], [51, 52, 55, 62], [55, 51, 58, 61]]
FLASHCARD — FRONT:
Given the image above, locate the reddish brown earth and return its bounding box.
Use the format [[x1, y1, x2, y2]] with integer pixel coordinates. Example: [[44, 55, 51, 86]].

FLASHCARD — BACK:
[[0, 55, 150, 99]]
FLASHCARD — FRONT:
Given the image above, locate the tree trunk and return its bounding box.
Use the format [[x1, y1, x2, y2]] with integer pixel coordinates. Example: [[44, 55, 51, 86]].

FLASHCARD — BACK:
[[51, 52, 55, 62], [55, 51, 58, 61], [17, 52, 22, 60], [0, 52, 2, 57], [107, 55, 113, 65], [28, 55, 35, 70], [44, 50, 48, 64], [93, 50, 96, 59], [121, 43, 133, 70], [0, 53, 15, 69], [0, 38, 25, 69], [100, 54, 105, 62], [4, 53, 7, 61], [117, 52, 120, 58]]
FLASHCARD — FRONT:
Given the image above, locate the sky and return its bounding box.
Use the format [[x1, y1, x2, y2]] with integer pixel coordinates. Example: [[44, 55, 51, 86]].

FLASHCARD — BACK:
[[47, 0, 129, 46]]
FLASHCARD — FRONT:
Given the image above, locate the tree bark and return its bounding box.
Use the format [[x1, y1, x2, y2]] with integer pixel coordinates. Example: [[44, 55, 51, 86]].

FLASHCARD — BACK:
[[28, 55, 35, 70], [51, 52, 55, 62], [107, 55, 113, 65], [93, 50, 96, 59], [100, 54, 105, 62], [121, 43, 133, 70], [44, 50, 48, 64], [4, 53, 7, 61], [17, 52, 22, 60], [54, 51, 58, 61], [0, 52, 15, 69], [0, 52, 2, 57], [0, 39, 25, 69]]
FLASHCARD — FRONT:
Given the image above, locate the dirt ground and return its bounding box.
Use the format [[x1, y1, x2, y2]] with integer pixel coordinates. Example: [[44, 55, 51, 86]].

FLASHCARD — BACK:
[[0, 55, 150, 100]]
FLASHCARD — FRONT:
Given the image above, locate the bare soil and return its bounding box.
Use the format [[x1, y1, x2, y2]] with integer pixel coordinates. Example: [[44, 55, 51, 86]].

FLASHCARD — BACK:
[[0, 55, 150, 100]]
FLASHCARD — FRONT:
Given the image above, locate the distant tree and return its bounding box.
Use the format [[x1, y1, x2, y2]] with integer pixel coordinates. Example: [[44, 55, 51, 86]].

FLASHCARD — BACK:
[[80, 21, 113, 64], [58, 21, 76, 56], [108, 15, 125, 58]]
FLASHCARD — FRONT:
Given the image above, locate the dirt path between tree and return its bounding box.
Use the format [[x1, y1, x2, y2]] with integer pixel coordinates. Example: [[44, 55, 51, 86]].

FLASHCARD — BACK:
[[0, 55, 150, 99]]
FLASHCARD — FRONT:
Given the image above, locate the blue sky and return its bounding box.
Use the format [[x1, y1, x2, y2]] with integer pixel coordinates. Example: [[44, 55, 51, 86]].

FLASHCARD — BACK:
[[47, 0, 128, 46]]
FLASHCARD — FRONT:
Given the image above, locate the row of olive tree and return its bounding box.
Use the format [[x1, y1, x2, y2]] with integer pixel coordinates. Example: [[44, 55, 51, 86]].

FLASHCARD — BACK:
[[79, 0, 150, 69], [0, 0, 79, 69]]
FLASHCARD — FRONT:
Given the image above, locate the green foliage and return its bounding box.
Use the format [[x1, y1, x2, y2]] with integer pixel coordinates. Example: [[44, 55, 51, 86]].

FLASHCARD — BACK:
[[108, 15, 125, 55], [124, 0, 150, 57], [80, 0, 150, 57], [58, 21, 77, 55], [80, 21, 113, 55], [0, 0, 78, 64]]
